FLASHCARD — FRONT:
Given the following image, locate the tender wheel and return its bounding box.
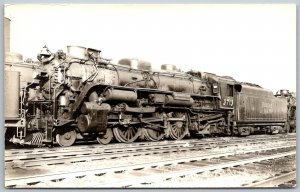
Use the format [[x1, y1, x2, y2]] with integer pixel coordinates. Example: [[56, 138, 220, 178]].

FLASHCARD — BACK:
[[113, 126, 141, 143], [56, 129, 76, 147], [97, 128, 113, 145], [169, 112, 189, 140]]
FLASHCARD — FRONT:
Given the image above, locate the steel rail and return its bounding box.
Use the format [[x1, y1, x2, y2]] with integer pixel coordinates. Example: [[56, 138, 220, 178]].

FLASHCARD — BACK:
[[5, 133, 295, 156], [6, 134, 295, 158]]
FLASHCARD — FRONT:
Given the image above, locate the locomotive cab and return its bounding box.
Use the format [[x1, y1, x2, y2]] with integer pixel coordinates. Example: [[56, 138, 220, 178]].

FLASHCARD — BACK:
[[218, 79, 235, 109]]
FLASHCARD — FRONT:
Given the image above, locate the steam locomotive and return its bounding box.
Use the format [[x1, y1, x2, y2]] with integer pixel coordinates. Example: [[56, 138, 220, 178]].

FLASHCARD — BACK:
[[4, 46, 296, 147]]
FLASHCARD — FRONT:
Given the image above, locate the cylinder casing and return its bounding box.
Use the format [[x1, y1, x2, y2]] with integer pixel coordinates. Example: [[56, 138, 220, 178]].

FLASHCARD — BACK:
[[5, 71, 20, 118], [77, 103, 111, 132]]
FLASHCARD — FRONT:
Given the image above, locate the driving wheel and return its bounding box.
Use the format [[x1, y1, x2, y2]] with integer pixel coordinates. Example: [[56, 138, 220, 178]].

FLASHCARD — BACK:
[[143, 126, 164, 141], [113, 126, 141, 143], [97, 128, 113, 144], [169, 112, 189, 140]]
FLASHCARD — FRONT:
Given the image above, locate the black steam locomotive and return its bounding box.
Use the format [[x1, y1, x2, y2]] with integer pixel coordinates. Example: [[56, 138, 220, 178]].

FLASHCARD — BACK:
[[4, 46, 296, 147]]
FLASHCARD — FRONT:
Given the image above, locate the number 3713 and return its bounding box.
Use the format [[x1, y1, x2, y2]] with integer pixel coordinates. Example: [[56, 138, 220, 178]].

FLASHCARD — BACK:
[[223, 98, 233, 106]]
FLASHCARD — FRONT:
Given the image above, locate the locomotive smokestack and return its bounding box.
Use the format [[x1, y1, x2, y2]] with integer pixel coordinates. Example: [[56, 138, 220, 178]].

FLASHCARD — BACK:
[[4, 17, 11, 52]]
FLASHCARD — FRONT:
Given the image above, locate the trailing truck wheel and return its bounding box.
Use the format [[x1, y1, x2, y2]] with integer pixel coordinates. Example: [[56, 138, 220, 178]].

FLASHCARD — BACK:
[[169, 112, 189, 140], [56, 129, 76, 147], [97, 128, 113, 145], [113, 126, 141, 143]]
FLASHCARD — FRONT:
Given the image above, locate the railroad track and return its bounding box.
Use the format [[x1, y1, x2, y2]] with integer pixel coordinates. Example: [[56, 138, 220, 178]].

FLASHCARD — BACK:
[[140, 151, 296, 188], [244, 171, 296, 187], [5, 134, 295, 159], [5, 143, 296, 188], [241, 153, 296, 188], [5, 134, 295, 169], [5, 133, 294, 155]]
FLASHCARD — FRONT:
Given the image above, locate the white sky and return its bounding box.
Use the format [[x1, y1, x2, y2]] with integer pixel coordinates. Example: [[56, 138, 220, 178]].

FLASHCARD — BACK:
[[5, 4, 296, 93]]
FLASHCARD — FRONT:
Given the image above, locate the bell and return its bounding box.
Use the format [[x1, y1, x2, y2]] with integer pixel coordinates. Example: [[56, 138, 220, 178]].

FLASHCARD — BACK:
[[40, 45, 51, 56]]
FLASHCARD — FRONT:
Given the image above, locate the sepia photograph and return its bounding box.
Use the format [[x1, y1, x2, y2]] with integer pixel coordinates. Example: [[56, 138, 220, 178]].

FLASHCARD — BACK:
[[3, 3, 296, 188]]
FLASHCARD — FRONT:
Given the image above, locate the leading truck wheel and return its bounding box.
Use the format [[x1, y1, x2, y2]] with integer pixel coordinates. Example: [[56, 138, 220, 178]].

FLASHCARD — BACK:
[[56, 130, 76, 147]]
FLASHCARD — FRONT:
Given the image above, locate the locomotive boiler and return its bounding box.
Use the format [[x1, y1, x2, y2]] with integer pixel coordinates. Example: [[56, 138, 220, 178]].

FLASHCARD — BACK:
[[4, 45, 295, 147]]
